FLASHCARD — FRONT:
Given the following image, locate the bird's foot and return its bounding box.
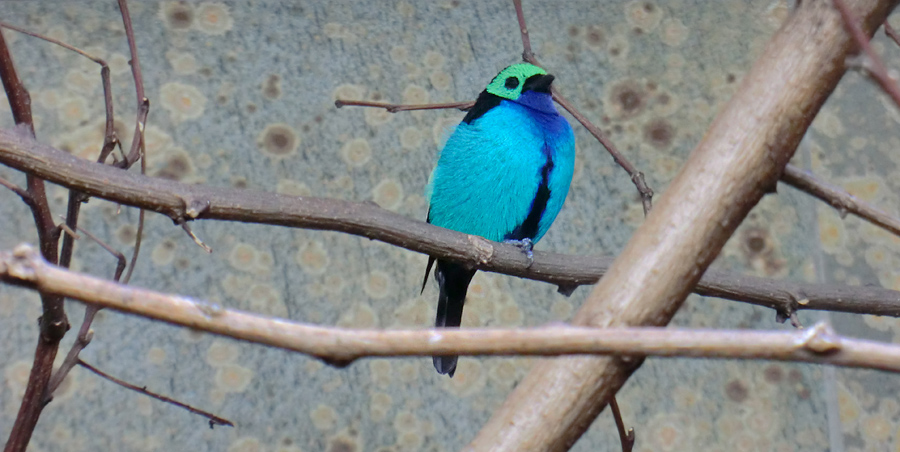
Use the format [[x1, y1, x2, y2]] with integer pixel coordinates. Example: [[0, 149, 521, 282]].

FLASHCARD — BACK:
[[504, 238, 534, 266]]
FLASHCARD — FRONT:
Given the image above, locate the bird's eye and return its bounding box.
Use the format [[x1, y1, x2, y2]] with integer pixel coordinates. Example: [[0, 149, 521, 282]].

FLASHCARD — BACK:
[[504, 77, 519, 89]]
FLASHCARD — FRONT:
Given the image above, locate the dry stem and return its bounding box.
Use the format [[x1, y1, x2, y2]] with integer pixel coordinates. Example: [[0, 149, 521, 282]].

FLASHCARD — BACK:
[[3, 126, 900, 320], [76, 359, 233, 428], [835, 0, 900, 108], [2, 245, 900, 373], [466, 1, 899, 450]]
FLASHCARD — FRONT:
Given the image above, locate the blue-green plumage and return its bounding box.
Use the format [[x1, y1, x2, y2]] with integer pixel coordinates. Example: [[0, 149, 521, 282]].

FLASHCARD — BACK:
[[425, 63, 575, 376]]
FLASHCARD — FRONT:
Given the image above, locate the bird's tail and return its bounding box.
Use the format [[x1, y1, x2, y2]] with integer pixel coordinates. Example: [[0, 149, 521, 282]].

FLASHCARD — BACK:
[[433, 260, 476, 377]]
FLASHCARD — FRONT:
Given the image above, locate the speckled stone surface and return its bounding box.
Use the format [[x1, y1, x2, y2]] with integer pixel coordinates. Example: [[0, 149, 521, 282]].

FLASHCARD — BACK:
[[2, 1, 900, 451]]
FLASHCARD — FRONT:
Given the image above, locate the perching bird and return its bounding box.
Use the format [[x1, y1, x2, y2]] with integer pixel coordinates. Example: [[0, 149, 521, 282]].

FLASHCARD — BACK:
[[424, 63, 575, 377]]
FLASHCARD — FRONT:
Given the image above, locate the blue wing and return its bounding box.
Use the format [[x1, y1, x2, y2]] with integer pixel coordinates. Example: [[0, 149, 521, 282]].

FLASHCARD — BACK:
[[427, 100, 574, 244]]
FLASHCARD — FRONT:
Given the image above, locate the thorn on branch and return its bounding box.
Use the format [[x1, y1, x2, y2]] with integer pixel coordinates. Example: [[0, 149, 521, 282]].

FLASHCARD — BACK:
[[179, 221, 213, 253]]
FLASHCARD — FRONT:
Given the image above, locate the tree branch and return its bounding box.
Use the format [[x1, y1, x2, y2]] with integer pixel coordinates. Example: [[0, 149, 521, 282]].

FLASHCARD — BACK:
[[2, 126, 900, 320], [0, 26, 66, 452], [76, 359, 233, 429], [1, 245, 900, 374], [466, 1, 899, 450], [781, 164, 900, 235], [835, 0, 900, 108]]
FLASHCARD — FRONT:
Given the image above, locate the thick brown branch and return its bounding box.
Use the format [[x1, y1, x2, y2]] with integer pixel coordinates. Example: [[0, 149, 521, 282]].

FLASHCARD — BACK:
[[2, 245, 900, 373], [467, 1, 899, 451], [0, 26, 67, 452], [2, 126, 900, 319]]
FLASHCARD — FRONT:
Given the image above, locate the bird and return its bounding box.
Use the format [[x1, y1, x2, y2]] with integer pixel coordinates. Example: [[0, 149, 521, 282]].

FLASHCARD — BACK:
[[423, 63, 575, 377]]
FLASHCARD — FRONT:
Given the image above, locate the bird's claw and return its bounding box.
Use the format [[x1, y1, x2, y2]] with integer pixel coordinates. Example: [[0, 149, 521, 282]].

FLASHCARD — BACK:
[[504, 238, 534, 266]]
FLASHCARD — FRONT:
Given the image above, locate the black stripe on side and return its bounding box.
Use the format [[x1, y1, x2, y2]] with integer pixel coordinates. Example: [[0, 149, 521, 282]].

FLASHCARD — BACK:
[[506, 157, 554, 241]]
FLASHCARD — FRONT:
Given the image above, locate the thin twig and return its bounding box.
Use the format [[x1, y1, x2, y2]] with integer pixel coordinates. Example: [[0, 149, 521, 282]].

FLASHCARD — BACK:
[[782, 164, 900, 234], [834, 0, 900, 109], [5, 127, 900, 318], [76, 359, 233, 428], [117, 0, 148, 168], [181, 222, 213, 253], [56, 223, 79, 240], [610, 397, 635, 452], [121, 134, 146, 284], [46, 218, 126, 396], [0, 21, 107, 65], [510, 0, 654, 213], [58, 217, 128, 281], [334, 97, 900, 258], [0, 174, 32, 204], [513, 0, 534, 62], [46, 305, 98, 396], [884, 20, 900, 47], [335, 99, 474, 112], [2, 246, 900, 373], [551, 89, 654, 214]]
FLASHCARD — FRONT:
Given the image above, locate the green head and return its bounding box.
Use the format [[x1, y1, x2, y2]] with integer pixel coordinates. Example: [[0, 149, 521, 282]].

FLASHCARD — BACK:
[[485, 63, 555, 100]]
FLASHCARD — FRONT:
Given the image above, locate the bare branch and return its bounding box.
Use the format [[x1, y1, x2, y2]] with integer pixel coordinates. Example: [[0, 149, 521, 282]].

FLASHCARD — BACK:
[[46, 305, 98, 396], [835, 0, 900, 108], [781, 164, 900, 235], [468, 1, 899, 450], [0, 21, 107, 66], [3, 127, 900, 319], [335, 99, 474, 112], [550, 89, 654, 214], [512, 0, 534, 62], [76, 359, 233, 428], [117, 0, 149, 168], [58, 218, 128, 282], [509, 0, 654, 213], [610, 397, 635, 452], [1, 245, 900, 373], [885, 20, 900, 47], [0, 174, 31, 204], [337, 94, 900, 243], [0, 26, 66, 452]]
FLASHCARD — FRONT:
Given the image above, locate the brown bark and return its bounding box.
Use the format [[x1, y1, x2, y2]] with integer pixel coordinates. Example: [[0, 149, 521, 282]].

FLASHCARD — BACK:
[[464, 1, 899, 450]]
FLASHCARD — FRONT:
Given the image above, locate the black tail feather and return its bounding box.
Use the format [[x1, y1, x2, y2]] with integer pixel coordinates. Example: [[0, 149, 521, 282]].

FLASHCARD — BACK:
[[432, 260, 476, 377]]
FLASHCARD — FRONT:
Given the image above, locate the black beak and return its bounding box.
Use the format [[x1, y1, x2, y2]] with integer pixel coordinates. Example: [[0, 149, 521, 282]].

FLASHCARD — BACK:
[[522, 73, 555, 93]]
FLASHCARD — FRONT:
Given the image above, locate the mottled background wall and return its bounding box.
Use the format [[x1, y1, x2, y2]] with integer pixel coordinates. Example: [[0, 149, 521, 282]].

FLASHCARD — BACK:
[[1, 1, 899, 451]]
